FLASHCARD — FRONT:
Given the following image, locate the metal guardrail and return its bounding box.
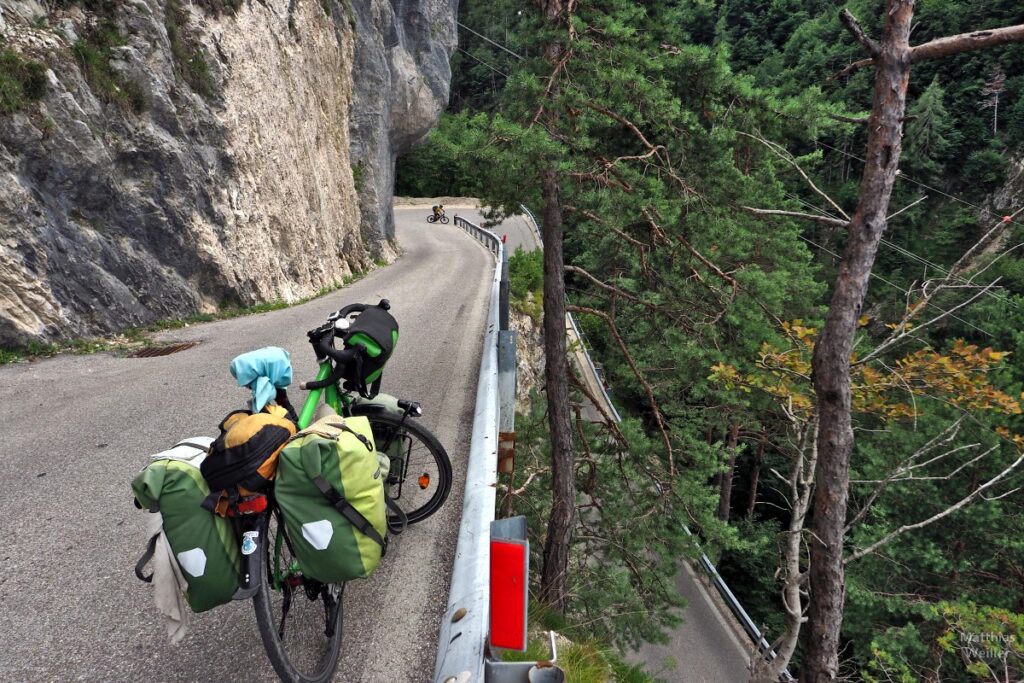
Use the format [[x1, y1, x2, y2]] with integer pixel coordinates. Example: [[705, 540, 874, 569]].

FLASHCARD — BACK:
[[433, 216, 503, 683], [517, 204, 793, 681], [458, 216, 503, 258], [696, 549, 795, 681]]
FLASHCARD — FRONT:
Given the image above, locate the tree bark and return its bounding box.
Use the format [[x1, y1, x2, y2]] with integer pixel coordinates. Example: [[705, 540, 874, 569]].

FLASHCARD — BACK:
[[538, 168, 575, 612], [910, 24, 1024, 62], [717, 422, 740, 521], [750, 420, 817, 683], [536, 0, 575, 614], [835, 21, 1024, 77], [805, 2, 915, 679], [746, 439, 764, 519]]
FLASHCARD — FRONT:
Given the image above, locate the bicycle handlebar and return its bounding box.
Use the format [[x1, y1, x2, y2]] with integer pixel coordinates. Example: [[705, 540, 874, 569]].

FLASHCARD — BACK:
[[301, 299, 391, 391], [328, 298, 390, 322]]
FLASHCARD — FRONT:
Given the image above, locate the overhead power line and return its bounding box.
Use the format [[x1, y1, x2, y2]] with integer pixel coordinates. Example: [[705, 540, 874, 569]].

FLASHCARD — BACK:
[[457, 22, 526, 61], [796, 233, 995, 339], [814, 139, 1022, 229], [781, 189, 1021, 314], [456, 47, 510, 78], [778, 190, 997, 338]]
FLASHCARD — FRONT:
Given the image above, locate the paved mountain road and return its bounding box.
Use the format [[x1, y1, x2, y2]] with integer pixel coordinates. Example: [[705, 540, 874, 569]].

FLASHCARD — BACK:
[[0, 207, 495, 683]]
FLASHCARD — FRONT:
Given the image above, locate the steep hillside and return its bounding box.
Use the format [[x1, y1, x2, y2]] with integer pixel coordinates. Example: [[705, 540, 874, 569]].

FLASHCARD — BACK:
[[0, 0, 457, 347]]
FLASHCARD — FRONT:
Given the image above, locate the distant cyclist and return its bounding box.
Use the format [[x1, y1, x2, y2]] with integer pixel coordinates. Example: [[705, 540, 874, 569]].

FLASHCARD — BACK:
[[432, 204, 445, 220]]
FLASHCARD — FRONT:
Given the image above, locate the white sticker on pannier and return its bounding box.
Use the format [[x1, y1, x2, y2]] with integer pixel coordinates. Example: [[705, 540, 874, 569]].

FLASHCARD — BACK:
[[302, 520, 334, 550], [177, 548, 208, 578]]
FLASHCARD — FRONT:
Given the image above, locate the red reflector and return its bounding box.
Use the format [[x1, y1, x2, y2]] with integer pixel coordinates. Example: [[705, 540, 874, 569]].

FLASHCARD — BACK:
[[490, 538, 528, 651], [229, 495, 268, 516], [418, 473, 431, 489]]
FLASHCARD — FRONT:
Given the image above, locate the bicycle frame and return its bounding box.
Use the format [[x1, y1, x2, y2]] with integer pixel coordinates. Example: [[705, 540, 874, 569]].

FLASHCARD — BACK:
[[297, 360, 349, 429]]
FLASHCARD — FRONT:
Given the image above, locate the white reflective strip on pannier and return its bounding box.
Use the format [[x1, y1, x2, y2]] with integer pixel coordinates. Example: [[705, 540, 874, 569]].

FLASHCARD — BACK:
[[150, 437, 215, 465], [302, 520, 334, 550], [176, 548, 208, 578]]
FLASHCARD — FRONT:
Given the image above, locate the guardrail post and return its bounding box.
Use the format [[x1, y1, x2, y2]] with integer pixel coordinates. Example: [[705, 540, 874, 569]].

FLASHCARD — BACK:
[[499, 247, 510, 331], [498, 331, 516, 431], [497, 330, 517, 518]]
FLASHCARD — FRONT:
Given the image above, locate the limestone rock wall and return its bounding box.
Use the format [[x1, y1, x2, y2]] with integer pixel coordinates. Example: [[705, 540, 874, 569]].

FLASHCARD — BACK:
[[348, 0, 458, 252], [0, 1, 366, 346]]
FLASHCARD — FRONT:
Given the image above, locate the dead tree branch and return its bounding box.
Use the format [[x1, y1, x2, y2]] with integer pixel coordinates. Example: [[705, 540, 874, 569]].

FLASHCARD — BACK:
[[742, 207, 849, 228], [564, 265, 662, 313], [737, 131, 851, 221], [840, 9, 880, 56], [569, 304, 675, 476], [846, 446, 1024, 564]]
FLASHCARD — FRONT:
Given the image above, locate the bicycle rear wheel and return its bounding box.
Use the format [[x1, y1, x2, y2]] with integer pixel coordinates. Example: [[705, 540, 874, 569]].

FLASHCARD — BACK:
[[368, 413, 452, 525], [253, 507, 344, 683]]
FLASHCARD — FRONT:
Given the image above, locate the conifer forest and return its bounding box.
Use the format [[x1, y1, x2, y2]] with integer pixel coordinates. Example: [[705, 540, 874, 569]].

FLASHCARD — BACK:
[[398, 2, 1024, 681]]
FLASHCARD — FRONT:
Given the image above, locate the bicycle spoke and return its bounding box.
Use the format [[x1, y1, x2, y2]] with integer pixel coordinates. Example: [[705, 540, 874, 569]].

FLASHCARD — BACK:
[[368, 413, 451, 525]]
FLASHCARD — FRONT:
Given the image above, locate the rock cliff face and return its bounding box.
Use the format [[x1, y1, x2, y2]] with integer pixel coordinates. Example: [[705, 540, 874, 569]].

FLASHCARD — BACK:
[[990, 156, 1024, 217], [0, 0, 457, 347], [348, 0, 458, 250]]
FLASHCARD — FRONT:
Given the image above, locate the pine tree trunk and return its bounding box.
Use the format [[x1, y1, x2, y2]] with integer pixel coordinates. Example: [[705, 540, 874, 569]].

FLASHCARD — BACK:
[[746, 439, 764, 519], [538, 168, 575, 611], [804, 2, 914, 679], [717, 422, 740, 521], [536, 0, 574, 612]]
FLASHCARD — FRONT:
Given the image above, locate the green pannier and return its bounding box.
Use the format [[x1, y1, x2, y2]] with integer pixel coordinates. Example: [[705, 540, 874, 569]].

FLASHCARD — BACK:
[[275, 415, 388, 583], [132, 439, 241, 612]]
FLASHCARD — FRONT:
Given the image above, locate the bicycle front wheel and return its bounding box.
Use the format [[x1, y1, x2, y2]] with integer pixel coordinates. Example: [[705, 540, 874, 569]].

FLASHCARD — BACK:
[[439, 215, 449, 224], [253, 507, 344, 683], [368, 413, 452, 525]]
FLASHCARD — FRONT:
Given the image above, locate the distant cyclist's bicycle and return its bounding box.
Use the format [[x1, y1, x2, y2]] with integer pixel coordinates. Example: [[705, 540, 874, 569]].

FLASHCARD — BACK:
[[427, 212, 449, 224], [241, 300, 452, 683]]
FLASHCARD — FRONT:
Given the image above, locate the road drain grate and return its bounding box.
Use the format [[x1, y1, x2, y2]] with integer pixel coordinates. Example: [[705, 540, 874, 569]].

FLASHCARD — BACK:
[[131, 341, 199, 358]]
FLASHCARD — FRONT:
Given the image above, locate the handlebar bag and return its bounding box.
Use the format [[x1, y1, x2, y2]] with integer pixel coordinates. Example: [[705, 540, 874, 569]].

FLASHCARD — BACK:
[[200, 406, 296, 516], [340, 304, 399, 399], [132, 439, 241, 613], [274, 415, 388, 582]]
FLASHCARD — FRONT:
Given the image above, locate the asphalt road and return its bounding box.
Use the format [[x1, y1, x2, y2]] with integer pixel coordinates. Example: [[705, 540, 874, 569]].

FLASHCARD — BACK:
[[0, 207, 496, 683]]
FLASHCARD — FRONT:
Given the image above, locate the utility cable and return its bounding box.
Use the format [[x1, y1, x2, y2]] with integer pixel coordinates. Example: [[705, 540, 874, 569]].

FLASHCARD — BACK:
[[781, 189, 1021, 313], [815, 139, 1021, 229], [457, 21, 526, 61], [456, 47, 510, 78]]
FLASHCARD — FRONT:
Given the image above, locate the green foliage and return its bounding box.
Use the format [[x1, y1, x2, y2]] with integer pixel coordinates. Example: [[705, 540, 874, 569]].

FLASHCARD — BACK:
[[351, 161, 365, 191], [508, 400, 700, 651], [72, 18, 147, 113], [903, 77, 958, 179], [862, 601, 1024, 682], [425, 0, 1024, 676], [166, 0, 216, 99], [0, 49, 48, 114], [961, 146, 1009, 189], [509, 246, 543, 319], [502, 610, 662, 683]]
